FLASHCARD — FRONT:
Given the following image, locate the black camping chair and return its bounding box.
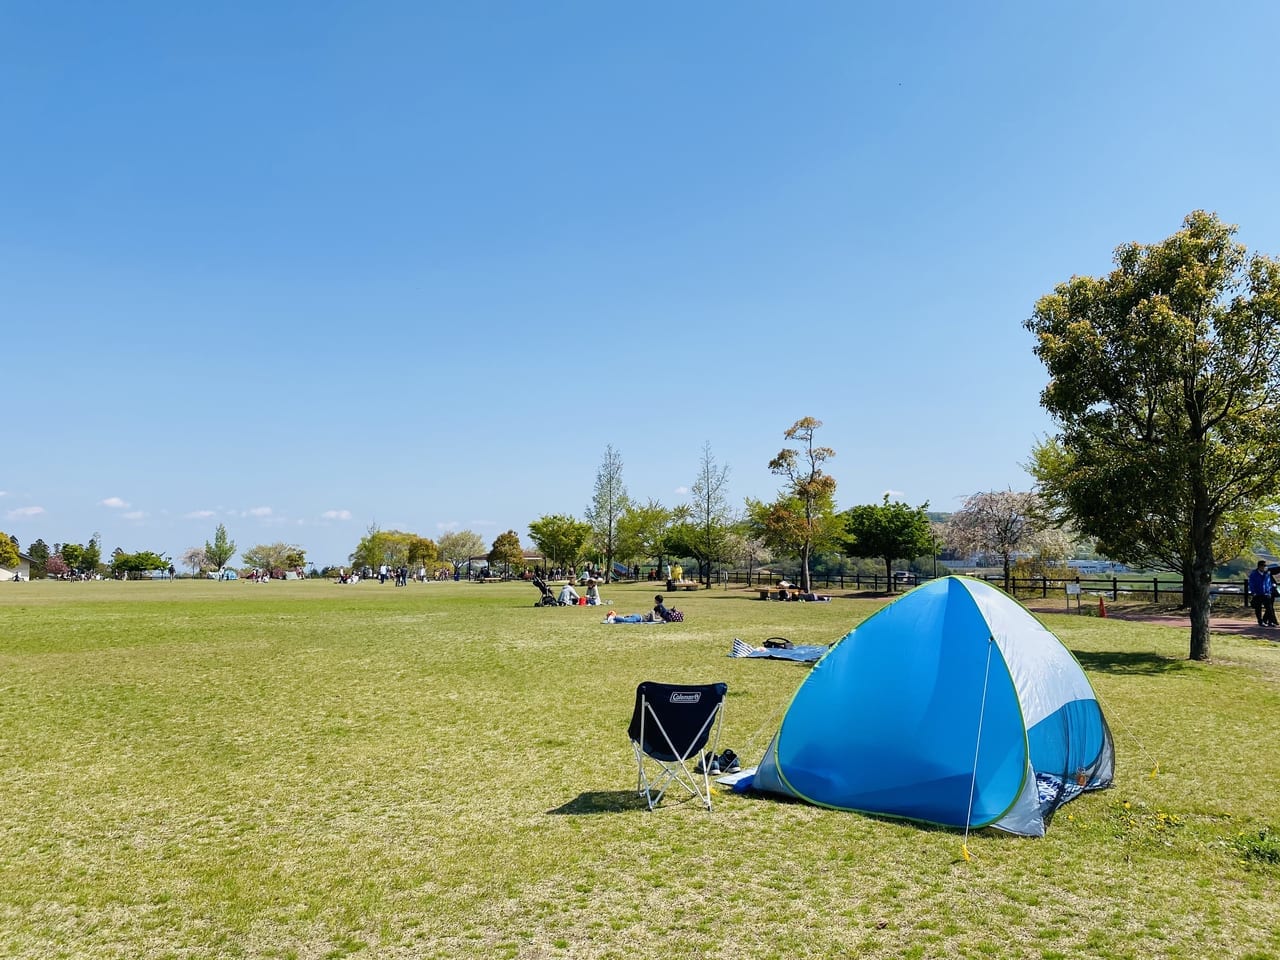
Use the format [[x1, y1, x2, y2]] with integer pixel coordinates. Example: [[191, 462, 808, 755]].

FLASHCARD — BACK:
[[628, 681, 727, 811]]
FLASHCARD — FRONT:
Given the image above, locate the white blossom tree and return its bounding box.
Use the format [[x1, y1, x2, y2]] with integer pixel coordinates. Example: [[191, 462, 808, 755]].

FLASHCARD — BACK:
[[945, 490, 1048, 590], [181, 546, 208, 578]]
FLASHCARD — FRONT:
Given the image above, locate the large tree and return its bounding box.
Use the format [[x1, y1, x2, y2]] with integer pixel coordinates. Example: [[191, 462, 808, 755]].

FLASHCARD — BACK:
[[60, 542, 84, 573], [27, 538, 49, 579], [437, 530, 486, 577], [1025, 211, 1280, 660], [406, 535, 438, 570], [204, 524, 237, 571], [181, 546, 208, 577], [488, 530, 524, 574], [616, 499, 674, 574], [527, 514, 592, 573], [844, 495, 934, 591], [585, 444, 630, 582], [684, 442, 734, 586], [241, 542, 306, 575], [111, 550, 168, 578], [0, 531, 18, 570], [760, 417, 839, 592], [349, 526, 429, 571], [82, 534, 102, 576]]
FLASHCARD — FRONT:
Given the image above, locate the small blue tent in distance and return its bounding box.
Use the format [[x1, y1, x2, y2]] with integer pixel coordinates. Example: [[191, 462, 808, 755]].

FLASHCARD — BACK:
[[753, 576, 1113, 836]]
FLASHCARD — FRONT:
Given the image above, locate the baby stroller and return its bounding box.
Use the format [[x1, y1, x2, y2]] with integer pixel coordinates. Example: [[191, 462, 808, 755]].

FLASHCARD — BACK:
[[532, 575, 564, 606]]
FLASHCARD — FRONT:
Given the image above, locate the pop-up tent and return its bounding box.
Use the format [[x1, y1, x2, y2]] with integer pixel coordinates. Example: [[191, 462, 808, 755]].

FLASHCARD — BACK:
[[752, 576, 1113, 836]]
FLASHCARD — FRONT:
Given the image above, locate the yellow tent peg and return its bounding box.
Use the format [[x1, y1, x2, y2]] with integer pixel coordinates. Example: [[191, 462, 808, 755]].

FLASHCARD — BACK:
[[1149, 763, 1159, 779], [961, 843, 971, 862]]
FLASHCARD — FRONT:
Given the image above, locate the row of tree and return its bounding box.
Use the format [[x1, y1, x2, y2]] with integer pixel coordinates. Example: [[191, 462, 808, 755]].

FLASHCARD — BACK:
[[5, 523, 312, 581], [517, 428, 1062, 597], [2, 530, 174, 580]]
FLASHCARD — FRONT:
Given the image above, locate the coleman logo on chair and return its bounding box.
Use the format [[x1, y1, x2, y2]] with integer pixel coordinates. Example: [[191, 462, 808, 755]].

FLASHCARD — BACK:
[[669, 692, 702, 704]]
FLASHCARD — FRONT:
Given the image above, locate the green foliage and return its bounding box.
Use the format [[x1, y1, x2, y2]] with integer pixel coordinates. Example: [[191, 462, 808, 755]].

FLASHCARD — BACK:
[[82, 535, 101, 575], [59, 542, 84, 572], [26, 538, 49, 578], [349, 527, 435, 570], [240, 542, 305, 573], [111, 550, 168, 574], [615, 499, 673, 566], [1231, 828, 1280, 867], [487, 530, 524, 571], [0, 532, 18, 569], [437, 530, 486, 573], [744, 493, 843, 588], [528, 514, 591, 570], [204, 523, 237, 570], [843, 495, 933, 590], [1026, 211, 1280, 659], [406, 535, 438, 568], [585, 444, 630, 580]]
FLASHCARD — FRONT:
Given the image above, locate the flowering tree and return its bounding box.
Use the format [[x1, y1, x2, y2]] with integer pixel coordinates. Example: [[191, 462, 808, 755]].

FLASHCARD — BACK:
[[182, 547, 207, 577], [945, 490, 1047, 590]]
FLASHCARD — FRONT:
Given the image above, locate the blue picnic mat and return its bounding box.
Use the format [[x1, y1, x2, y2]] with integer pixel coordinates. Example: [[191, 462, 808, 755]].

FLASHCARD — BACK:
[[729, 638, 828, 662]]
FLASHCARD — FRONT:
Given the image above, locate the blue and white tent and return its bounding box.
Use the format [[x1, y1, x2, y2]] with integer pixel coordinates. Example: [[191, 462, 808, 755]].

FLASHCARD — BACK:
[[753, 576, 1113, 836]]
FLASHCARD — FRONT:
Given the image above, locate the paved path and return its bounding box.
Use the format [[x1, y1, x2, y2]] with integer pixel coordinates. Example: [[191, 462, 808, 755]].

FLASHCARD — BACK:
[[1024, 600, 1280, 640], [1018, 601, 1280, 640]]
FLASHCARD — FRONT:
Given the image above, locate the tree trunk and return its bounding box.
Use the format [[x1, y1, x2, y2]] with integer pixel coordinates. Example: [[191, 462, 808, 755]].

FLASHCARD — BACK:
[[884, 557, 894, 593], [799, 544, 812, 593], [1002, 553, 1012, 594], [1189, 516, 1215, 661]]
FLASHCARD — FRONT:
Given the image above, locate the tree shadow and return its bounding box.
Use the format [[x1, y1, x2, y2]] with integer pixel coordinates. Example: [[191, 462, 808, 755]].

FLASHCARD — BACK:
[[1071, 650, 1193, 675], [546, 790, 647, 815]]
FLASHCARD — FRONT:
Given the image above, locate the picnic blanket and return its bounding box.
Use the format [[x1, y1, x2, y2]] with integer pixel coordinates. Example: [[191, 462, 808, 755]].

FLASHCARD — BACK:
[[603, 614, 661, 624], [729, 638, 828, 662]]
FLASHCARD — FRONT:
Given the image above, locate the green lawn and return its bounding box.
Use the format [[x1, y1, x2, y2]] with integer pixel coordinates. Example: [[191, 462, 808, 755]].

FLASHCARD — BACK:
[[1, 579, 1277, 959]]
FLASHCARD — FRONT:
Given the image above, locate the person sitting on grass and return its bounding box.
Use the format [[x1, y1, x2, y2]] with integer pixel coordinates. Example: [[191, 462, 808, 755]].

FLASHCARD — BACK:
[[648, 594, 672, 622], [558, 581, 580, 605], [585, 579, 602, 606]]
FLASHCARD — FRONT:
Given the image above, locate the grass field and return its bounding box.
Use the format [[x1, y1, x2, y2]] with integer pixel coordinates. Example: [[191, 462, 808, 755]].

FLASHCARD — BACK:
[[1, 579, 1277, 959]]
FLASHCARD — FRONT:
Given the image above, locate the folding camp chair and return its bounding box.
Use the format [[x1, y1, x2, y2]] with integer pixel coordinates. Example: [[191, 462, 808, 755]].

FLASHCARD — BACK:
[[628, 681, 727, 811]]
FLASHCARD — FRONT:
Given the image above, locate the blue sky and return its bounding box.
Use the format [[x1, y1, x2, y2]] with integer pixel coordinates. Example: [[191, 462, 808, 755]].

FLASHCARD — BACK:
[[4, 1, 1279, 568]]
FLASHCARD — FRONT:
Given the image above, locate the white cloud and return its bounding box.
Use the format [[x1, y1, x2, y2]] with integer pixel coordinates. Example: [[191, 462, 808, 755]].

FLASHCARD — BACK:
[[123, 511, 146, 521], [674, 486, 689, 496], [0, 491, 7, 497], [6, 506, 44, 519], [436, 521, 460, 532], [185, 510, 216, 519], [100, 497, 130, 509], [882, 489, 906, 501], [247, 507, 273, 517], [322, 509, 352, 521]]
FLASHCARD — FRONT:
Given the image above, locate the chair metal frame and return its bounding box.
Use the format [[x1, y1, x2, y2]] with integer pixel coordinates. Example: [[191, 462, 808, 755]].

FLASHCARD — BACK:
[[629, 681, 727, 811]]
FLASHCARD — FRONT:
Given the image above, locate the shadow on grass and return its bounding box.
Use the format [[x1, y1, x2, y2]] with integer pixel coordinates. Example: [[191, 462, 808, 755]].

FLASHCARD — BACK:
[[1072, 650, 1193, 675], [547, 791, 648, 815]]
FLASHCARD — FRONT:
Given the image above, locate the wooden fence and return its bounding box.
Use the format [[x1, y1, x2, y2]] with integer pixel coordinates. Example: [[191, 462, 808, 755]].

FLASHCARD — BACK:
[[714, 569, 1251, 606]]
